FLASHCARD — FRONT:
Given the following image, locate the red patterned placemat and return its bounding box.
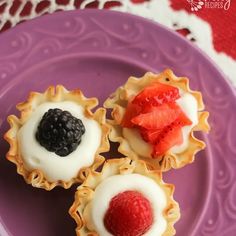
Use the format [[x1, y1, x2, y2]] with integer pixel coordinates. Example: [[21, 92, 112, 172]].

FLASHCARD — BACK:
[[170, 0, 236, 60]]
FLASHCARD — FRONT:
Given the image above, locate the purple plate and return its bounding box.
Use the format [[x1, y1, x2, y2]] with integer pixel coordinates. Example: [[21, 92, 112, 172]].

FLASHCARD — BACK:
[[0, 9, 235, 236]]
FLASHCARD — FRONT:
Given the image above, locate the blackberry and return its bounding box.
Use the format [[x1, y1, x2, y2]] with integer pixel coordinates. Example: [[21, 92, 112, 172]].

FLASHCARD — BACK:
[[36, 108, 85, 157]]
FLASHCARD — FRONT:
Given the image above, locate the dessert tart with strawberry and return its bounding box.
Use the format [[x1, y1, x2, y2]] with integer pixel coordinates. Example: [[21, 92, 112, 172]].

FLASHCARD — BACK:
[[4, 85, 110, 190], [69, 158, 180, 236], [104, 69, 210, 171]]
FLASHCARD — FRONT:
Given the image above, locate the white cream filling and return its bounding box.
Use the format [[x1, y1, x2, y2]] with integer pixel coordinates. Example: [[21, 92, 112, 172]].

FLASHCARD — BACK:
[[18, 101, 101, 182], [90, 174, 167, 236], [123, 92, 198, 157], [123, 128, 153, 157], [170, 93, 198, 153]]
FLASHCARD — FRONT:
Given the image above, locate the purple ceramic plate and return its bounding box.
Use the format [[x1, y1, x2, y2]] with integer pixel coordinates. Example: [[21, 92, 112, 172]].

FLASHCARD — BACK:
[[0, 9, 235, 236]]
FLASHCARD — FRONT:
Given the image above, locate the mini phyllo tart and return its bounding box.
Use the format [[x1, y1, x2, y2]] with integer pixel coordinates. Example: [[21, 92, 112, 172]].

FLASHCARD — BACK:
[[69, 158, 180, 236], [104, 69, 210, 171], [4, 85, 110, 190]]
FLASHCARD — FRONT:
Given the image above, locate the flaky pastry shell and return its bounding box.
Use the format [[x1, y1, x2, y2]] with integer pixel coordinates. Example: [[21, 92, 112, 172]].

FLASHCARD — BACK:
[[104, 69, 210, 171], [4, 85, 110, 190], [69, 158, 180, 236]]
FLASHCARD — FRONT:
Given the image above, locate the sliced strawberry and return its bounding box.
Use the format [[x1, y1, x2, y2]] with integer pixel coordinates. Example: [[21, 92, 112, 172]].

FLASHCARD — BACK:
[[152, 125, 183, 156], [169, 103, 192, 126], [140, 128, 162, 144], [131, 104, 179, 130], [176, 111, 192, 126], [141, 102, 169, 113], [121, 82, 192, 156], [121, 101, 142, 128], [132, 82, 180, 106]]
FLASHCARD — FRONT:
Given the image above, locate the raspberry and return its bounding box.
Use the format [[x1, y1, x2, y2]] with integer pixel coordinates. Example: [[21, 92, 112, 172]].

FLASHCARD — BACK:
[[104, 191, 153, 236], [36, 108, 85, 157]]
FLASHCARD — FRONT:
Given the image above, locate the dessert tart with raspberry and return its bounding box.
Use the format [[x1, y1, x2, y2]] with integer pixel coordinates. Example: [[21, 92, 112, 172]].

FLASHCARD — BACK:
[[69, 158, 180, 236], [104, 69, 210, 171], [4, 85, 110, 190]]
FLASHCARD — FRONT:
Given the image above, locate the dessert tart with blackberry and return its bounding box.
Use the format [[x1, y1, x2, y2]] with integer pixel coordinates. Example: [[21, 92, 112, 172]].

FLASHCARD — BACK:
[[69, 158, 180, 236], [4, 85, 110, 190], [104, 69, 210, 171]]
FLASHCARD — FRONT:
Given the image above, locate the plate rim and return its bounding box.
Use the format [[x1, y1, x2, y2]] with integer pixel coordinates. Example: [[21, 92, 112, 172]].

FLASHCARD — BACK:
[[0, 9, 234, 96]]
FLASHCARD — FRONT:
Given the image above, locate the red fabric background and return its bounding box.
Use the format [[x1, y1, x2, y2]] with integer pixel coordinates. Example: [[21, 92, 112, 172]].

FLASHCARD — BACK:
[[170, 0, 236, 60]]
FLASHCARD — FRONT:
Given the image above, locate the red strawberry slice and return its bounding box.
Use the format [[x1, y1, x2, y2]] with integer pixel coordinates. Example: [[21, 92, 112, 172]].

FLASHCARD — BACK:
[[132, 82, 180, 107], [176, 111, 193, 126], [131, 104, 179, 130], [169, 103, 192, 126], [121, 101, 142, 128], [140, 104, 192, 148], [152, 125, 183, 156], [140, 128, 162, 144], [104, 190, 153, 236]]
